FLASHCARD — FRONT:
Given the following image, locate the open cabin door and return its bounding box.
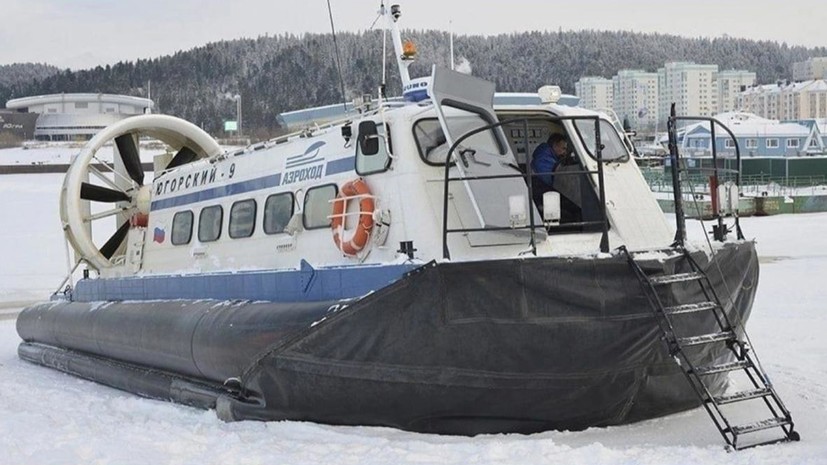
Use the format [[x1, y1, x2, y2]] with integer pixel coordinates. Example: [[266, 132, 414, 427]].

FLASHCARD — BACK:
[[429, 66, 545, 246]]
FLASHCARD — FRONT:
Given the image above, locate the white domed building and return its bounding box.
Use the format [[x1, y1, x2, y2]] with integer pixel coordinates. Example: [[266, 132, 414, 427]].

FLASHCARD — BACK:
[[5, 93, 154, 141]]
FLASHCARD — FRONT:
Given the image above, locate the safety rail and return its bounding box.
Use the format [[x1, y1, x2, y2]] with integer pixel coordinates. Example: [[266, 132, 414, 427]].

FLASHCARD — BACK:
[[644, 169, 827, 197], [441, 116, 610, 260], [668, 107, 745, 244]]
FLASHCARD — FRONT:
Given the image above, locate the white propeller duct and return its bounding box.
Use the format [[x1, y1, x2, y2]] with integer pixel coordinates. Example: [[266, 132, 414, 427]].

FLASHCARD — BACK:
[[61, 114, 222, 271]]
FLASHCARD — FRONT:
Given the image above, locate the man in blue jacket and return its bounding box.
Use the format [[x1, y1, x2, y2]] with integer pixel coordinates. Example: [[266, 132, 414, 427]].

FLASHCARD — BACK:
[[530, 133, 569, 188], [530, 133, 581, 223]]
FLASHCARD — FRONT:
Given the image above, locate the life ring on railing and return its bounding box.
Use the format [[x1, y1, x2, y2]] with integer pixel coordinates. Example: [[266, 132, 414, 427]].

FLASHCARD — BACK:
[[331, 178, 375, 256]]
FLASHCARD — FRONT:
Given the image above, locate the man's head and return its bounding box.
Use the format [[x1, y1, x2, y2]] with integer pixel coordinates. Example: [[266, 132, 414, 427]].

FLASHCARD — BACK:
[[548, 133, 568, 156]]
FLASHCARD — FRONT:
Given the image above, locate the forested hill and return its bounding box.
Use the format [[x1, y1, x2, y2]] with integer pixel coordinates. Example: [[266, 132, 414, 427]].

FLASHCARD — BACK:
[[1, 30, 825, 138], [0, 63, 59, 89]]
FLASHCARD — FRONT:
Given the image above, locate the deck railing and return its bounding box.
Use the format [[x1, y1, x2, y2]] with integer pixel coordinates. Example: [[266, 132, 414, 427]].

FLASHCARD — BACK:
[[667, 107, 745, 243]]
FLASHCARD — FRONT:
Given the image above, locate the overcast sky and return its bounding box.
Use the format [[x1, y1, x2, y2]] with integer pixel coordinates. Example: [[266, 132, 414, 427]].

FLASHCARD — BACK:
[[1, 0, 825, 70]]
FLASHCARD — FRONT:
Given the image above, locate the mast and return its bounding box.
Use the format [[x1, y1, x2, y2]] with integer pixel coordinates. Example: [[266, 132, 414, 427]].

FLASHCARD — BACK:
[[383, 4, 412, 90]]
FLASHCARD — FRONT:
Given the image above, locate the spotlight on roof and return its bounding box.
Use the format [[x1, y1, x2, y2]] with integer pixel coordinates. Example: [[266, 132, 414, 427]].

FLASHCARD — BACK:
[[538, 85, 562, 104]]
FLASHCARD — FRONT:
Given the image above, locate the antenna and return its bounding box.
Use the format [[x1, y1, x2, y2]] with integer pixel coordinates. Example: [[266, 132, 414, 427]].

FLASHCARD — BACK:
[[449, 21, 454, 71], [326, 0, 348, 113], [381, 3, 388, 98]]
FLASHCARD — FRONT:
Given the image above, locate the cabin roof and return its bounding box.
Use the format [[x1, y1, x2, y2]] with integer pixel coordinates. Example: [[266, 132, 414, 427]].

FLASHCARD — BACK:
[[684, 112, 812, 138]]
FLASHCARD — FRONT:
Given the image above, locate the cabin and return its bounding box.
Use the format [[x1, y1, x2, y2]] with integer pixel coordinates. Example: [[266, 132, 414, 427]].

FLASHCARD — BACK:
[[680, 112, 822, 157]]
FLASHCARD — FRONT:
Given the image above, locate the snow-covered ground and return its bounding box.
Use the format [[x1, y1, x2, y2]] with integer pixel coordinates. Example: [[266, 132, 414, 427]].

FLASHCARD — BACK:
[[0, 173, 68, 302], [0, 144, 166, 166], [1, 169, 826, 464]]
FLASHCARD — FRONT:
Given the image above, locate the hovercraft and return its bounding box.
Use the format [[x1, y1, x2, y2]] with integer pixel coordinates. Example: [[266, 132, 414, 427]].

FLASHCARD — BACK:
[[17, 3, 796, 449]]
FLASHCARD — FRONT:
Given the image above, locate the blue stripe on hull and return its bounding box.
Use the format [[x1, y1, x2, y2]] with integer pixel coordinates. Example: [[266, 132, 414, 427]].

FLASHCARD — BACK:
[[151, 173, 282, 211], [74, 262, 419, 303], [325, 157, 356, 176]]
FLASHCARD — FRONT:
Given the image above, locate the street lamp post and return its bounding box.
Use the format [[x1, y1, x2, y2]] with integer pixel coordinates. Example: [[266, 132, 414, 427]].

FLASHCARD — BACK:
[[233, 94, 242, 137], [223, 93, 243, 138]]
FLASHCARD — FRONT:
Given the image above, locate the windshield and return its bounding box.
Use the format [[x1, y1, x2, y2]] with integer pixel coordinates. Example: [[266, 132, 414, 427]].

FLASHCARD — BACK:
[[574, 119, 630, 162]]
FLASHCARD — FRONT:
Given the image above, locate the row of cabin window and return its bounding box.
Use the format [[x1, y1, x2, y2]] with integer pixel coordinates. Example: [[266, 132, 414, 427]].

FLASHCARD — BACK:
[[169, 184, 339, 246], [167, 122, 392, 246]]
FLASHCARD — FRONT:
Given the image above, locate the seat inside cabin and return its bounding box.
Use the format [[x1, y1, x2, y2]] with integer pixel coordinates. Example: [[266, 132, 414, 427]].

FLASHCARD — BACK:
[[498, 116, 603, 231]]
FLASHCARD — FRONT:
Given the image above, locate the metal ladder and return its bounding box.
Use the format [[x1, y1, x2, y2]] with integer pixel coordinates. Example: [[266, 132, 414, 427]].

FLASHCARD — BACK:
[[620, 246, 799, 450]]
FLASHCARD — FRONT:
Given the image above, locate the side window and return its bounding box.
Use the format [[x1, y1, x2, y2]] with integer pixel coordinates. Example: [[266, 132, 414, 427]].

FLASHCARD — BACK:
[[171, 211, 193, 245], [303, 184, 338, 229], [229, 199, 256, 239], [413, 113, 503, 165], [413, 118, 448, 165], [263, 193, 294, 235], [441, 108, 504, 155], [198, 205, 223, 242], [356, 123, 392, 175]]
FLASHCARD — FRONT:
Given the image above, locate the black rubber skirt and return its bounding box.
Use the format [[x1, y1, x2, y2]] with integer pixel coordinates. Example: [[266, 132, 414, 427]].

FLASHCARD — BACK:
[[17, 242, 759, 435]]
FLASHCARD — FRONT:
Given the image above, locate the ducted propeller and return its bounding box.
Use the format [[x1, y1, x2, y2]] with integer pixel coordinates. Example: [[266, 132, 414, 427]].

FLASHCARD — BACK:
[[61, 114, 223, 271]]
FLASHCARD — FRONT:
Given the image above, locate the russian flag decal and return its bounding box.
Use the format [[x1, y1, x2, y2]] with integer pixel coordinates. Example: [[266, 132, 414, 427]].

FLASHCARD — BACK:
[[153, 227, 166, 243]]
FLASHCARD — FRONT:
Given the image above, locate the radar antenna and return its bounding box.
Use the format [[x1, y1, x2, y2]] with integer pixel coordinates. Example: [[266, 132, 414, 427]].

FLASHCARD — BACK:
[[326, 0, 348, 112]]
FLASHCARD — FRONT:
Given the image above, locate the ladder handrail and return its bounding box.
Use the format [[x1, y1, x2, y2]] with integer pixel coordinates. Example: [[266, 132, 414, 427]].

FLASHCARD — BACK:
[[680, 250, 795, 425], [620, 245, 798, 450]]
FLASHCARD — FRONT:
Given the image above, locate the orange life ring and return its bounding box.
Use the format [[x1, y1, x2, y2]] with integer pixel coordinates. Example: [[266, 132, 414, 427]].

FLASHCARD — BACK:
[[331, 178, 375, 256]]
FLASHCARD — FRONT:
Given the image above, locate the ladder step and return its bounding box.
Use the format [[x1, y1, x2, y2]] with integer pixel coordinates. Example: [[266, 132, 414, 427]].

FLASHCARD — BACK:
[[694, 359, 751, 376], [650, 272, 704, 285], [734, 435, 796, 451], [730, 417, 791, 435], [677, 331, 736, 347], [713, 387, 773, 405], [664, 301, 719, 315]]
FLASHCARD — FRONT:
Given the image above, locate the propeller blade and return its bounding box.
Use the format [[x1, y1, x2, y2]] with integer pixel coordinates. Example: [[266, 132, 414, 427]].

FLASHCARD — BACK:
[[115, 134, 144, 185], [165, 146, 198, 170], [99, 221, 130, 260], [81, 182, 130, 203]]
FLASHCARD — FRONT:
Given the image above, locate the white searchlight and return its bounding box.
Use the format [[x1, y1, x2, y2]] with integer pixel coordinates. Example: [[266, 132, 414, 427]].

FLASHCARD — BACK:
[[538, 85, 562, 104]]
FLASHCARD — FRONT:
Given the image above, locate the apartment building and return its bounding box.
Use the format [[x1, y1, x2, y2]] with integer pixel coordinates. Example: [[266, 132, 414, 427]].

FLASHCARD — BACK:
[[657, 62, 718, 125], [792, 57, 827, 81], [718, 70, 756, 114], [611, 70, 658, 130], [737, 80, 827, 120], [574, 77, 614, 111]]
